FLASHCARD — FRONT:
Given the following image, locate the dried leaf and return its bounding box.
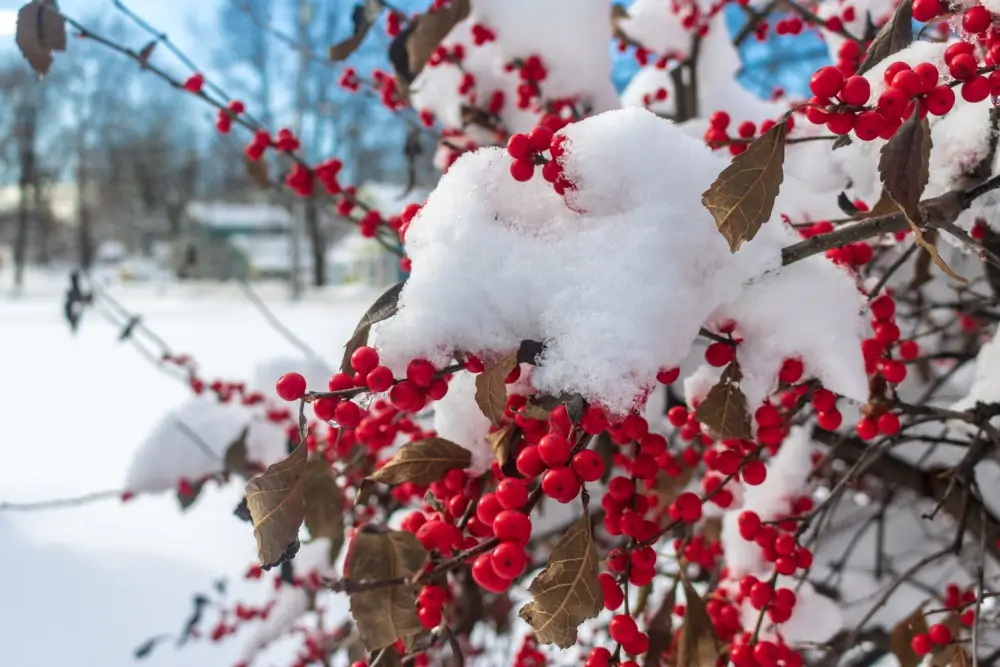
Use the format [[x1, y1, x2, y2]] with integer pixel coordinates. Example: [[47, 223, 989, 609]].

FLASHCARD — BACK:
[[133, 635, 170, 659], [486, 423, 517, 467], [676, 570, 719, 667], [368, 437, 471, 485], [303, 461, 346, 563], [889, 606, 929, 667], [329, 1, 383, 61], [341, 281, 405, 374], [460, 104, 500, 131], [702, 118, 787, 253], [695, 363, 751, 439], [866, 189, 901, 218], [245, 443, 309, 569], [389, 0, 470, 86], [138, 40, 156, 69], [224, 427, 252, 478], [832, 135, 853, 150], [611, 4, 640, 47], [644, 586, 677, 667], [837, 192, 861, 216], [700, 517, 723, 544], [858, 0, 913, 75], [246, 157, 270, 189], [346, 525, 428, 651], [518, 512, 603, 648], [880, 111, 930, 225], [16, 1, 66, 76], [474, 353, 518, 427]]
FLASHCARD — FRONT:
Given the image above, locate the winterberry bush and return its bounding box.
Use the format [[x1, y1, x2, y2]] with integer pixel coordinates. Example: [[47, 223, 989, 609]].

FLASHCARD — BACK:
[[17, 0, 1000, 665]]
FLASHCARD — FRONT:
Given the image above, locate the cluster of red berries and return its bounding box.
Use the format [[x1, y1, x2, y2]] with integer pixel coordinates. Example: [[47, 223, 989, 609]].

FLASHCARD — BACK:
[[471, 23, 497, 46], [704, 112, 794, 156], [939, 41, 1000, 103], [214, 100, 245, 135], [910, 623, 954, 655], [244, 129, 273, 162], [505, 121, 575, 193], [609, 613, 652, 656], [386, 11, 403, 37], [772, 16, 806, 36], [338, 67, 360, 92], [415, 584, 448, 629], [861, 293, 913, 385], [737, 512, 814, 576], [729, 633, 804, 667], [372, 70, 405, 111], [641, 87, 670, 108], [428, 43, 466, 68]]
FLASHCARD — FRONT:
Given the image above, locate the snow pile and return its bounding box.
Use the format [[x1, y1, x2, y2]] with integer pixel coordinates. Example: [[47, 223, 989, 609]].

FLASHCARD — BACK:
[[376, 108, 868, 415], [124, 397, 250, 493], [411, 0, 617, 136], [950, 334, 1000, 424], [240, 587, 311, 662]]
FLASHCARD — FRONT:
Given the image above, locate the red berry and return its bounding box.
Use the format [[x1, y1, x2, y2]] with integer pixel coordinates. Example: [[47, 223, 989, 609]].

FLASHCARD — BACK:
[[899, 340, 919, 360], [476, 493, 502, 525], [912, 0, 943, 22], [571, 449, 605, 482], [417, 605, 441, 629], [673, 492, 703, 523], [313, 397, 339, 421], [275, 373, 307, 401], [963, 5, 992, 33], [529, 125, 555, 151], [913, 62, 939, 91], [490, 541, 527, 579], [472, 553, 510, 593], [609, 615, 639, 644], [812, 388, 837, 411], [516, 445, 546, 478], [870, 294, 895, 320], [709, 111, 731, 130], [779, 358, 804, 384], [853, 111, 884, 141], [963, 76, 991, 103], [334, 400, 362, 427], [738, 510, 762, 540], [405, 359, 436, 387], [506, 133, 532, 160], [657, 366, 680, 384], [705, 342, 735, 367], [742, 460, 767, 485], [817, 409, 843, 431], [749, 581, 773, 609], [877, 412, 901, 435], [949, 53, 979, 81], [840, 75, 871, 105], [599, 573, 624, 610], [928, 623, 952, 645], [351, 346, 380, 375], [365, 366, 394, 393], [183, 73, 205, 93], [856, 417, 878, 440], [510, 158, 535, 182], [418, 585, 446, 609], [496, 478, 528, 510], [810, 66, 844, 98], [388, 380, 423, 411], [668, 405, 689, 427], [541, 467, 582, 503], [538, 434, 572, 467], [911, 634, 932, 656], [493, 510, 532, 545]]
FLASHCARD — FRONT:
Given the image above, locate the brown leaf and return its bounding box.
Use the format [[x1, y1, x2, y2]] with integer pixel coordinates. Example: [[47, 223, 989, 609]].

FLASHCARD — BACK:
[[16, 1, 64, 77], [644, 585, 676, 667], [474, 354, 518, 427], [880, 111, 930, 226], [303, 461, 346, 563], [138, 40, 156, 69], [460, 104, 500, 131], [518, 511, 603, 648], [341, 281, 405, 374], [368, 437, 471, 485], [611, 4, 640, 48], [858, 0, 913, 75], [889, 606, 929, 667], [676, 570, 719, 667], [245, 443, 309, 569], [700, 517, 723, 544], [346, 525, 428, 651], [329, 0, 383, 61], [695, 363, 751, 440], [224, 427, 253, 478], [486, 423, 517, 467], [866, 189, 901, 218], [246, 157, 270, 189], [702, 118, 787, 253], [388, 0, 470, 86]]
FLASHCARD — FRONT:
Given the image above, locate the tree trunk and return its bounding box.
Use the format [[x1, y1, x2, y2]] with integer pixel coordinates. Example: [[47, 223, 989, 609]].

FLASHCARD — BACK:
[[13, 106, 36, 291], [305, 193, 325, 286], [33, 173, 49, 266], [77, 144, 93, 270]]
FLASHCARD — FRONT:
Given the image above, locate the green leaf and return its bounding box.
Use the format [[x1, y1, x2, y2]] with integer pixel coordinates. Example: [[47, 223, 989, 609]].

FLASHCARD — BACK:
[[368, 437, 472, 485], [245, 443, 309, 569], [518, 511, 603, 648], [702, 119, 787, 253]]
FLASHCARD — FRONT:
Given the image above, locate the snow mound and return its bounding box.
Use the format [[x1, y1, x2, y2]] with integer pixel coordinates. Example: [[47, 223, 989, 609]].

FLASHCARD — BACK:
[[951, 334, 1000, 426], [240, 587, 310, 663], [125, 397, 250, 493], [375, 108, 868, 415]]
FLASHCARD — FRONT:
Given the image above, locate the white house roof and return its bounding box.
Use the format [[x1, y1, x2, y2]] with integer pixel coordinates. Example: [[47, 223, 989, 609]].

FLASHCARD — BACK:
[[186, 201, 292, 230]]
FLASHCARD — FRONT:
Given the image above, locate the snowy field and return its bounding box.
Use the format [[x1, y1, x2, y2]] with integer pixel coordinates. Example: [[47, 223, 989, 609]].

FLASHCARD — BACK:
[[0, 270, 378, 667]]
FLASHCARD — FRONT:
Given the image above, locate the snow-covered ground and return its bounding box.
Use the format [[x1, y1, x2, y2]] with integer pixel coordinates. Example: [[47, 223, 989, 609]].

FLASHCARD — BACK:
[[0, 270, 377, 667]]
